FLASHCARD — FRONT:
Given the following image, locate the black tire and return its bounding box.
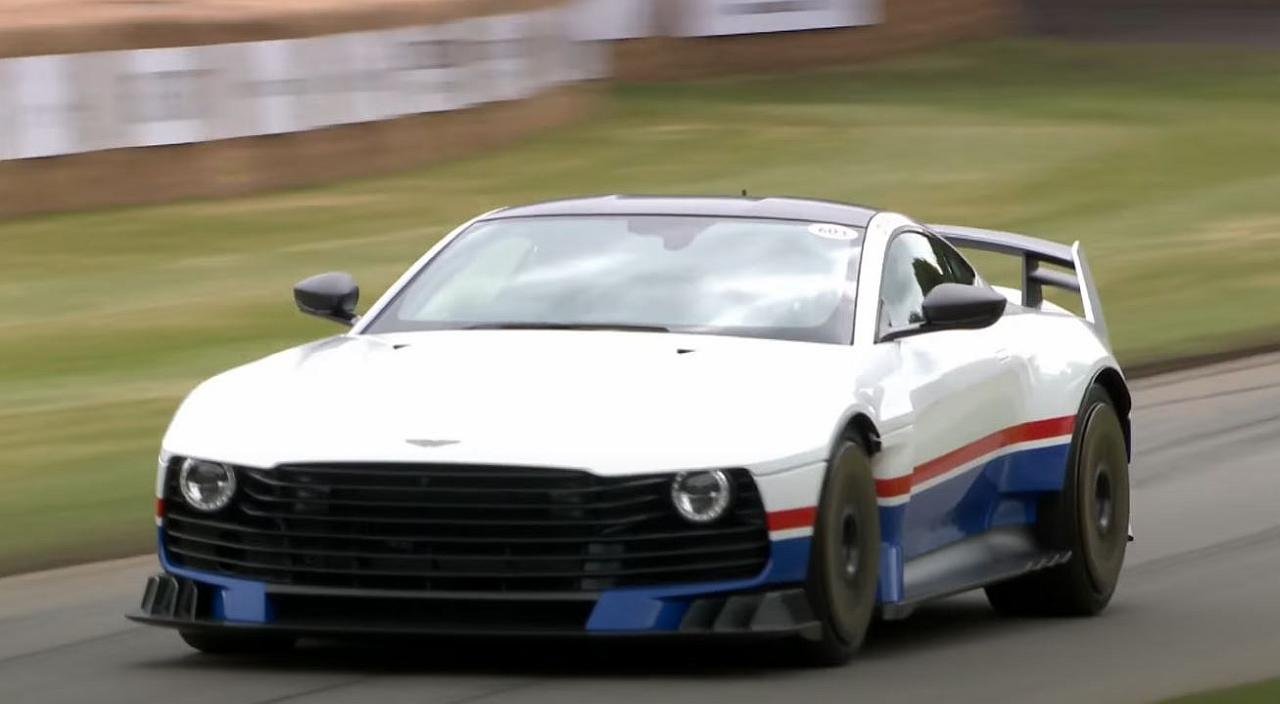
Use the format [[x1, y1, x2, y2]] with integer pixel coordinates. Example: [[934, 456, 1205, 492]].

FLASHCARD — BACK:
[[795, 438, 881, 666], [985, 384, 1130, 616], [179, 630, 296, 655]]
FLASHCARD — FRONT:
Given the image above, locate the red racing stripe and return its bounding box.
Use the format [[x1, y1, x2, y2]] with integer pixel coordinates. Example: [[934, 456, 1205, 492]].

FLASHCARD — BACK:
[[767, 506, 817, 531], [915, 415, 1075, 485], [877, 415, 1076, 499], [874, 475, 913, 499]]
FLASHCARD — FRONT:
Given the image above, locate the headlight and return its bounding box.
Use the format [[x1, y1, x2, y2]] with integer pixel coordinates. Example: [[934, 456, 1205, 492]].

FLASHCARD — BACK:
[[670, 470, 732, 524], [178, 458, 237, 512]]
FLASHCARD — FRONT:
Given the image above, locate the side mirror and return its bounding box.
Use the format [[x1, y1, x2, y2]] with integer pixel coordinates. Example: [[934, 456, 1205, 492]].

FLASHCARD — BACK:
[[294, 272, 359, 326], [921, 283, 1007, 331]]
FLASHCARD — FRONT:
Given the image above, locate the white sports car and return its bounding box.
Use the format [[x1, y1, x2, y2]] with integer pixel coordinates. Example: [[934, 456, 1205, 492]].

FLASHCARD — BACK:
[[131, 196, 1131, 665]]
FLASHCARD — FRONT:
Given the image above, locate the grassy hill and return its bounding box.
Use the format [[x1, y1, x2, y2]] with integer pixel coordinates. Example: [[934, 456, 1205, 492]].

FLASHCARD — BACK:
[[3, 39, 1280, 574]]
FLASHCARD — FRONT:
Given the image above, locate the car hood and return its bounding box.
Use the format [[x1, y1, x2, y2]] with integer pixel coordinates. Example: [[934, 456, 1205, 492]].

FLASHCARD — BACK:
[[163, 330, 871, 475]]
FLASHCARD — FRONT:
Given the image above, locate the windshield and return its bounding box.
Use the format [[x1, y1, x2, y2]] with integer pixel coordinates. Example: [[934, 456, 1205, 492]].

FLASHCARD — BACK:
[[364, 215, 862, 344]]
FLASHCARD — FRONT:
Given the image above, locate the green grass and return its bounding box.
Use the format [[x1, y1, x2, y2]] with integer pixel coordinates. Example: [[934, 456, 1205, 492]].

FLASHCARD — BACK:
[[1167, 678, 1280, 703], [4, 39, 1280, 574]]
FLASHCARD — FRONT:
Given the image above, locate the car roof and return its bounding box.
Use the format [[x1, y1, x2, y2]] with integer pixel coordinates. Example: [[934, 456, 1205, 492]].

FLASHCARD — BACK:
[[482, 195, 881, 228]]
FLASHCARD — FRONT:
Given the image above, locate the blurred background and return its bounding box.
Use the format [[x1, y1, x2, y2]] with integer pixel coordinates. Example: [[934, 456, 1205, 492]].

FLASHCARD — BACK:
[[1, 0, 1278, 618]]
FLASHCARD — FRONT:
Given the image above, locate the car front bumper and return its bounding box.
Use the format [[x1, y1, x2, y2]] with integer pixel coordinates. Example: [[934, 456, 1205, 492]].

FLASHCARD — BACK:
[[141, 458, 832, 639], [128, 535, 820, 640]]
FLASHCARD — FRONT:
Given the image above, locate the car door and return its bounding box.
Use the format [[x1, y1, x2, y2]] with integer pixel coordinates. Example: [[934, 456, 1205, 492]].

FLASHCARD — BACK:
[[877, 230, 1024, 558]]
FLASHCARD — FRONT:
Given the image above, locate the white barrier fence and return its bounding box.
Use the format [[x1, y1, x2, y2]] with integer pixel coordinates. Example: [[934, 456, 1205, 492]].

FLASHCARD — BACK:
[[0, 8, 604, 160], [676, 0, 882, 37], [0, 0, 880, 162], [571, 0, 881, 40]]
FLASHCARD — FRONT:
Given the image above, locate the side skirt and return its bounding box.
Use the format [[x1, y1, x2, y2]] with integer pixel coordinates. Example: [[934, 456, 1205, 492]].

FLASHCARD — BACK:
[[879, 526, 1070, 621]]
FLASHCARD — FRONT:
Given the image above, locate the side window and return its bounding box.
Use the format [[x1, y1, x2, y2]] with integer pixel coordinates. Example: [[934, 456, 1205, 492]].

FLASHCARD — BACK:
[[879, 232, 948, 334], [931, 238, 978, 286]]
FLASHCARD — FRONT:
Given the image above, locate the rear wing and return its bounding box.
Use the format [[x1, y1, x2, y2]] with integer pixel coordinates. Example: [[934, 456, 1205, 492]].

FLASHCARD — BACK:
[[929, 224, 1110, 349]]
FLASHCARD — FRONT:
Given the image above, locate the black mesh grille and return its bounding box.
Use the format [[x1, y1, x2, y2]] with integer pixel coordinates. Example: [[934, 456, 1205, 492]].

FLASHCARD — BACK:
[[162, 463, 769, 592]]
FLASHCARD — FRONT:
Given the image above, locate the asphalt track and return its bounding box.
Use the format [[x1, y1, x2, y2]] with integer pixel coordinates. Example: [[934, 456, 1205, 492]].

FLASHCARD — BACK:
[[4, 353, 1280, 704]]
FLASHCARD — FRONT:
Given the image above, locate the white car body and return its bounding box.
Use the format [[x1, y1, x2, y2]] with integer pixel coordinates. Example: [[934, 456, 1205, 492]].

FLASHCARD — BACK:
[[145, 197, 1129, 636]]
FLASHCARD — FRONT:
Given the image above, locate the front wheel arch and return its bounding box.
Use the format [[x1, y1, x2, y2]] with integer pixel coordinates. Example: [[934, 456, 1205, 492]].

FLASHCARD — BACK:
[[796, 437, 881, 665], [836, 412, 881, 457]]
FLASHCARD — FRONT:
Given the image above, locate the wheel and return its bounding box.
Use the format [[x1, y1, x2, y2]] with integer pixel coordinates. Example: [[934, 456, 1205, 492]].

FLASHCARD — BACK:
[[795, 438, 881, 666], [985, 384, 1131, 616], [179, 630, 296, 655]]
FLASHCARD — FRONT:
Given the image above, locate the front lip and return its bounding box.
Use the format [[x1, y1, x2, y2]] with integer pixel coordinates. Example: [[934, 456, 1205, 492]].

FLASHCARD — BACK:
[[127, 572, 822, 640], [125, 611, 816, 640]]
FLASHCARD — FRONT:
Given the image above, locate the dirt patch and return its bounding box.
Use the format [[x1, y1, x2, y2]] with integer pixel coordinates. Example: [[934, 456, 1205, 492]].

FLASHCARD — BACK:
[[1195, 216, 1280, 244]]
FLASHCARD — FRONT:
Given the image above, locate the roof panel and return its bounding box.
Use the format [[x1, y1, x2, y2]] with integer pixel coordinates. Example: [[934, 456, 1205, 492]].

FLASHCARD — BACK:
[[482, 195, 879, 228]]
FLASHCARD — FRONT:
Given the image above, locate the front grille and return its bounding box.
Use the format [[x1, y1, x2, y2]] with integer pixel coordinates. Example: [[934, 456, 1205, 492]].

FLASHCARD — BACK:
[[162, 463, 769, 592]]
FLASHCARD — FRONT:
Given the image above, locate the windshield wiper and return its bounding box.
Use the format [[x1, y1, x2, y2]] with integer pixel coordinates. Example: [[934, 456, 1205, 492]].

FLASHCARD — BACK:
[[462, 322, 671, 333]]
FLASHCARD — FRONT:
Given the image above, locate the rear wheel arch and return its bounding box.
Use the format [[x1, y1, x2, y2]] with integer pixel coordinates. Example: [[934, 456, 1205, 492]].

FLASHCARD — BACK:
[[985, 382, 1130, 616], [1090, 367, 1132, 458]]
